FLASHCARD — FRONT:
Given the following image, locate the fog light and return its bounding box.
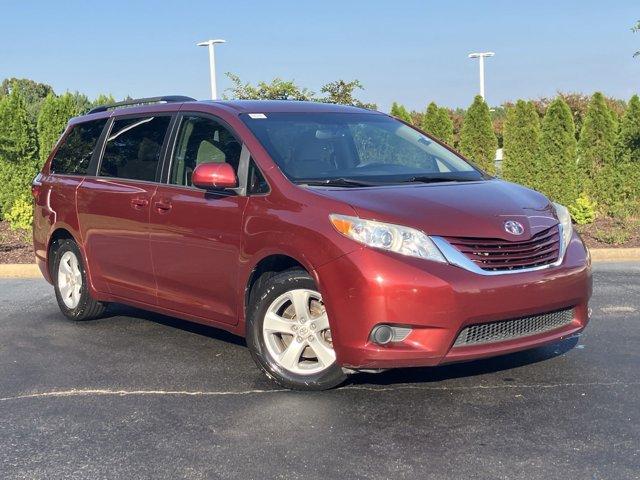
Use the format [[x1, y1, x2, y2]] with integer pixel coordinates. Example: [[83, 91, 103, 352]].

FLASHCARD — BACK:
[[370, 325, 412, 345]]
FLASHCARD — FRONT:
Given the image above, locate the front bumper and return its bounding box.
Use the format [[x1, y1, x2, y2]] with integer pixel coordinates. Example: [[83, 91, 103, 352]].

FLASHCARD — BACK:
[[316, 235, 592, 369]]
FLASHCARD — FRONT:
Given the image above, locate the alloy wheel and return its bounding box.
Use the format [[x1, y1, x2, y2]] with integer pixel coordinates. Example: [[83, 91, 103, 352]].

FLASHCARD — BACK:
[[57, 251, 82, 309], [262, 289, 336, 375]]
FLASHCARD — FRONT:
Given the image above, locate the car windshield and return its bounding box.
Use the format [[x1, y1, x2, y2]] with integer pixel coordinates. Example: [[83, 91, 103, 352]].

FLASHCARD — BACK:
[[240, 112, 485, 186]]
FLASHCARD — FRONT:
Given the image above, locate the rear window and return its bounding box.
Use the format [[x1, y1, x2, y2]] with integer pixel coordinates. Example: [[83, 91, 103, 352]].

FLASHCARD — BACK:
[[99, 116, 171, 182], [50, 119, 107, 175]]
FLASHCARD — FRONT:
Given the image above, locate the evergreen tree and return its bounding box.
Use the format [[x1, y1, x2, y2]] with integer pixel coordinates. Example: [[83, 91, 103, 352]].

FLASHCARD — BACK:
[[390, 102, 412, 123], [36, 93, 79, 165], [0, 89, 39, 218], [92, 94, 116, 108], [502, 100, 541, 189], [577, 92, 617, 181], [595, 93, 640, 218], [459, 95, 498, 174], [538, 97, 578, 206], [615, 94, 640, 162], [422, 102, 454, 145]]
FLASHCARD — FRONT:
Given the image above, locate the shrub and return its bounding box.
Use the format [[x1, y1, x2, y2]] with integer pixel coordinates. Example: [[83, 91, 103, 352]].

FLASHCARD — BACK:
[[0, 89, 39, 218], [5, 194, 33, 232], [593, 226, 631, 245], [568, 193, 597, 224]]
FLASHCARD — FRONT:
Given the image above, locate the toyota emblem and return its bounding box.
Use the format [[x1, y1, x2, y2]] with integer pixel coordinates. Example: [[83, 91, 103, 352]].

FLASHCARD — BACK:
[[504, 220, 524, 235]]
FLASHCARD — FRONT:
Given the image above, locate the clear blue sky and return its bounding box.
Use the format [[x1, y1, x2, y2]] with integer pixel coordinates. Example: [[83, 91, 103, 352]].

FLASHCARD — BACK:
[[1, 0, 638, 111]]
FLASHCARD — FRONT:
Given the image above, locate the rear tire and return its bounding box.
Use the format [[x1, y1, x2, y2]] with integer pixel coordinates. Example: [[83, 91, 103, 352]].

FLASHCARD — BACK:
[[246, 269, 346, 391], [52, 239, 106, 321]]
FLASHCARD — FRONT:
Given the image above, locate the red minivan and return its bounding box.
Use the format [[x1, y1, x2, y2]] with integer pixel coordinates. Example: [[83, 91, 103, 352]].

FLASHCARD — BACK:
[[32, 96, 592, 390]]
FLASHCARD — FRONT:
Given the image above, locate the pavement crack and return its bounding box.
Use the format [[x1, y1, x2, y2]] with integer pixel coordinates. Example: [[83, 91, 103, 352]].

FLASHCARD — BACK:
[[0, 381, 637, 402], [0, 388, 287, 402]]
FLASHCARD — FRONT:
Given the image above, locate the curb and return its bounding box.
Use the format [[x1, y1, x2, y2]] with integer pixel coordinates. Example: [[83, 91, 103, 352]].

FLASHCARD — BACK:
[[1, 249, 639, 278], [0, 264, 42, 278], [589, 247, 640, 262]]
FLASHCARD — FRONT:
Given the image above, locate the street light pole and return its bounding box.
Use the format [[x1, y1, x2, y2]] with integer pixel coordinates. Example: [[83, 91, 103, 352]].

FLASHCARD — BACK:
[[468, 52, 495, 100], [197, 39, 226, 100]]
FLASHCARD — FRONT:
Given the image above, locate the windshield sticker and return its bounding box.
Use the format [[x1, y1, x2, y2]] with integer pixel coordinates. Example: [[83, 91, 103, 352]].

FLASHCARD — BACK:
[[248, 113, 267, 119]]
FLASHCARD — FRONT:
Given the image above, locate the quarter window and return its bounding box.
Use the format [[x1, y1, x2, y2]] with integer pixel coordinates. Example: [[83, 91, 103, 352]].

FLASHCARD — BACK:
[[99, 116, 171, 181], [169, 116, 241, 187], [50, 119, 107, 175]]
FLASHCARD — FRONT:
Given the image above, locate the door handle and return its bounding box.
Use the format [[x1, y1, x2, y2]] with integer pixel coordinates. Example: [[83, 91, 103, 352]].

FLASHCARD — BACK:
[[130, 197, 149, 209], [154, 200, 172, 212]]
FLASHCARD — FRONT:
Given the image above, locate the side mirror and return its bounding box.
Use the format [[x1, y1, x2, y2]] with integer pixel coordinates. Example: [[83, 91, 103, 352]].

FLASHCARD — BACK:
[[192, 162, 238, 190]]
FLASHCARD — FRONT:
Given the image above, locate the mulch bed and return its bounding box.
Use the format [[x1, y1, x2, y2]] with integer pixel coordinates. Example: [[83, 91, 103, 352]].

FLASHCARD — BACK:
[[576, 217, 640, 249], [0, 221, 35, 264], [0, 217, 638, 265]]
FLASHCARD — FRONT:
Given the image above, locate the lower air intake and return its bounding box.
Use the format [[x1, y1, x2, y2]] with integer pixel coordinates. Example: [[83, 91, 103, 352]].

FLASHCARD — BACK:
[[453, 308, 574, 347]]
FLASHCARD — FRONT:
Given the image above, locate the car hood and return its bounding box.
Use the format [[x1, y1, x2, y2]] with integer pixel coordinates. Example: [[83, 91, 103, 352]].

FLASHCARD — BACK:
[[313, 179, 559, 240]]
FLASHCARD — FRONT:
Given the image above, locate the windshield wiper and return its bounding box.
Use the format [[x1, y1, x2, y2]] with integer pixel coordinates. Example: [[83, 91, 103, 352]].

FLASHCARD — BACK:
[[402, 175, 477, 184], [296, 177, 381, 187]]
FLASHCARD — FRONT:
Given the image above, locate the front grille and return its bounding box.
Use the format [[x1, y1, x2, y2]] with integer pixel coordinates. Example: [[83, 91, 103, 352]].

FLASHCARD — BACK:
[[444, 224, 561, 271], [453, 308, 574, 347]]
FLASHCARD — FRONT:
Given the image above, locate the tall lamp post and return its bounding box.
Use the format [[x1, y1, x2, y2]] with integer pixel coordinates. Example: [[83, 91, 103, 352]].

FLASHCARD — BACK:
[[197, 39, 226, 100], [468, 51, 495, 100]]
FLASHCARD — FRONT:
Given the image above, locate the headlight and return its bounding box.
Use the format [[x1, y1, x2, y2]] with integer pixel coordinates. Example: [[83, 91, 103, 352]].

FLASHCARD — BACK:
[[329, 214, 447, 263], [553, 202, 573, 250]]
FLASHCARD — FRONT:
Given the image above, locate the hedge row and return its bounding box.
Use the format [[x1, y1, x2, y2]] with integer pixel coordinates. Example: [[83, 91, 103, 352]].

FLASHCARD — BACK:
[[0, 79, 114, 230], [1, 76, 638, 233], [395, 93, 640, 223]]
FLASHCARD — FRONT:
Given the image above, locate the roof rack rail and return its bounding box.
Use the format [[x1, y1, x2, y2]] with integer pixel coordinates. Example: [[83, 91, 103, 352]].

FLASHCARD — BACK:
[[87, 95, 196, 115]]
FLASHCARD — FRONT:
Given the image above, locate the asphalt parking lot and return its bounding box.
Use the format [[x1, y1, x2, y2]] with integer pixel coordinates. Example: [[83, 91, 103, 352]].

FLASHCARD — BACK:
[[1, 263, 639, 480]]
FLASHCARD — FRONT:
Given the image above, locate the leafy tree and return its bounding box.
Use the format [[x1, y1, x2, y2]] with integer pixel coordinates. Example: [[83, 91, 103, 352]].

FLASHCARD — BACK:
[[538, 97, 578, 206], [421, 102, 454, 145], [225, 73, 314, 101], [577, 92, 617, 186], [615, 94, 640, 162], [320, 80, 376, 109], [0, 89, 39, 219], [389, 102, 412, 123], [0, 77, 53, 122], [36, 93, 79, 165], [502, 100, 541, 188], [459, 95, 498, 174]]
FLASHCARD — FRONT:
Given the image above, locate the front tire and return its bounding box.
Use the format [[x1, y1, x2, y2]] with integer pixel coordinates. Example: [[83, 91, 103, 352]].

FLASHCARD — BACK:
[[246, 269, 346, 390], [52, 239, 106, 321]]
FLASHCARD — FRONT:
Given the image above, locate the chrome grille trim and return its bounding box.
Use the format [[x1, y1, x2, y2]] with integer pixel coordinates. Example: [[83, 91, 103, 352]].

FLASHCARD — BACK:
[[431, 224, 566, 276], [453, 308, 575, 347], [444, 225, 561, 271]]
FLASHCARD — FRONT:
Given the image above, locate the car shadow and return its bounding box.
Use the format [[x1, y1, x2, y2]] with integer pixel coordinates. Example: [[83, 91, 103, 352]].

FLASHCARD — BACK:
[[100, 303, 580, 387], [103, 303, 247, 348], [347, 335, 580, 387]]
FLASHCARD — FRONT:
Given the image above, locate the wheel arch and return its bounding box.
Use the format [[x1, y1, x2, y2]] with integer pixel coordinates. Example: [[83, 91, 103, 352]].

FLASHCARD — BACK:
[[242, 252, 321, 328], [46, 227, 79, 278]]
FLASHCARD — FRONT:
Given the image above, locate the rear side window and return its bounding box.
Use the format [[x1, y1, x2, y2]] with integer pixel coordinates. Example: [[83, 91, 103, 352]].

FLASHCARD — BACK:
[[50, 119, 107, 175], [99, 116, 171, 182]]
